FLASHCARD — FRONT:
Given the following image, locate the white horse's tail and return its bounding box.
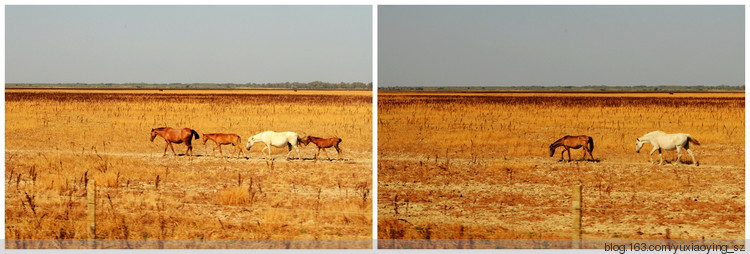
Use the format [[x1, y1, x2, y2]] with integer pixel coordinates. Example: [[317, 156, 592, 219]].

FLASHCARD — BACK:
[[687, 135, 701, 145]]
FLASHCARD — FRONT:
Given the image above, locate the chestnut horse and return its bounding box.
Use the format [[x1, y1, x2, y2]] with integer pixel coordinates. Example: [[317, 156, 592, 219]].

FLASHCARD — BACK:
[[202, 133, 247, 159], [549, 135, 594, 162], [301, 136, 342, 161], [150, 127, 200, 156]]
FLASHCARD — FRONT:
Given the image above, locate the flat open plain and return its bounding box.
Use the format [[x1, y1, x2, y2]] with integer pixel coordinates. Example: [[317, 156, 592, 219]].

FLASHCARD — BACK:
[[5, 89, 372, 246], [378, 92, 743, 246]]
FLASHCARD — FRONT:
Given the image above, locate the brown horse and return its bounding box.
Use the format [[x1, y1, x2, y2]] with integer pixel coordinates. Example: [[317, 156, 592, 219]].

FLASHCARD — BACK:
[[202, 133, 247, 159], [300, 136, 342, 161], [549, 135, 594, 161], [150, 127, 200, 156]]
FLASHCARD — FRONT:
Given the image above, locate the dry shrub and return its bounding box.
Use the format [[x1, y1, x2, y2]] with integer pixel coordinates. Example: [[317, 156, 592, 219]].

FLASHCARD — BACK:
[[215, 186, 249, 206]]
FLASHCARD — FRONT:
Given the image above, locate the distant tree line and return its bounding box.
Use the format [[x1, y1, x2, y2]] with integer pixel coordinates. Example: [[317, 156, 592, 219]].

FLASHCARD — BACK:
[[381, 85, 745, 92], [6, 81, 373, 90]]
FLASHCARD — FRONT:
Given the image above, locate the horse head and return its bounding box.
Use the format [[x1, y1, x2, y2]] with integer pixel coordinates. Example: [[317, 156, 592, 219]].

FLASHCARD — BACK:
[[300, 136, 310, 146], [150, 129, 158, 142], [202, 134, 208, 144], [635, 138, 644, 153], [549, 145, 556, 157], [246, 137, 256, 150]]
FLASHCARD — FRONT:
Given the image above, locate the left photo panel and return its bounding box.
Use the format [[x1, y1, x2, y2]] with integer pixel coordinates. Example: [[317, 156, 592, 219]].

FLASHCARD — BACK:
[[5, 5, 373, 249]]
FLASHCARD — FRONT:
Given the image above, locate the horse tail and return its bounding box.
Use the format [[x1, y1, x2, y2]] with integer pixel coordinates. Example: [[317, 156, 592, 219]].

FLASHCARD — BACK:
[[688, 135, 700, 145], [588, 136, 594, 152], [191, 129, 200, 140]]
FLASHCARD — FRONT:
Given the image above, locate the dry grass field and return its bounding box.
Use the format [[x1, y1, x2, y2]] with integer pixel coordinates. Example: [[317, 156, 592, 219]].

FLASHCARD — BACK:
[[378, 92, 744, 247], [5, 89, 372, 247]]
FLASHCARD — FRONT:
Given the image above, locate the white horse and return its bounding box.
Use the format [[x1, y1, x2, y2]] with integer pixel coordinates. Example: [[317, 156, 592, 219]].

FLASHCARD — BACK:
[[245, 131, 302, 160], [635, 130, 700, 166]]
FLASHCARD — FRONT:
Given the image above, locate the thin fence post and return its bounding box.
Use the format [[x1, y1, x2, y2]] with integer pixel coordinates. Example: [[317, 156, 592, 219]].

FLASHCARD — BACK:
[[572, 185, 582, 249], [87, 180, 96, 248]]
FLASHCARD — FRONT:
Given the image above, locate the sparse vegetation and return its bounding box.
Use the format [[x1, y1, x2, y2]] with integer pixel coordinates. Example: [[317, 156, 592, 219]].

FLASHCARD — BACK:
[[378, 91, 744, 245], [5, 89, 372, 241]]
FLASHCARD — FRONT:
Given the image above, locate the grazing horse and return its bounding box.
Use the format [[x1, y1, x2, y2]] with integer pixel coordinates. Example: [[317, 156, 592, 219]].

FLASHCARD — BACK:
[[245, 131, 302, 160], [202, 133, 247, 159], [636, 130, 699, 166], [301, 136, 342, 161], [549, 135, 594, 162], [150, 127, 200, 156]]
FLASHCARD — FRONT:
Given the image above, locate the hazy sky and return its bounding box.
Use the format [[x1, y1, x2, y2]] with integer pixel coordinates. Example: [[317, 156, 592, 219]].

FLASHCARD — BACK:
[[6, 5, 372, 84], [379, 6, 744, 87]]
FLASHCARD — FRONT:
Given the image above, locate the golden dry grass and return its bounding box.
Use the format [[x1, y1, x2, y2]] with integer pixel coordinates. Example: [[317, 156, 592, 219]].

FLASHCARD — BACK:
[[378, 92, 744, 244], [5, 89, 372, 241]]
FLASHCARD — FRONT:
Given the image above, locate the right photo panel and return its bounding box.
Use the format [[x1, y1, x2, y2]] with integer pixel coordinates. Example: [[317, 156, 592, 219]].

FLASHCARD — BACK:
[[377, 5, 744, 249]]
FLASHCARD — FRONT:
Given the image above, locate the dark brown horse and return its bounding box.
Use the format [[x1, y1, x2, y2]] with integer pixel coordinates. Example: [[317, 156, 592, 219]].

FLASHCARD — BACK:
[[202, 133, 246, 159], [150, 127, 200, 156], [549, 135, 594, 161], [300, 136, 342, 161]]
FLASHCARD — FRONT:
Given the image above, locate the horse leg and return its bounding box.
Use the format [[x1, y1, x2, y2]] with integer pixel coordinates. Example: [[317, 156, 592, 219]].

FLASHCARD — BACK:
[[686, 149, 697, 166], [648, 147, 658, 164], [239, 145, 247, 159], [583, 146, 589, 160], [315, 147, 321, 161], [285, 143, 292, 160], [169, 142, 177, 156], [566, 147, 571, 162], [238, 145, 246, 159], [295, 144, 301, 161], [335, 146, 342, 161], [322, 148, 331, 160], [658, 148, 664, 165], [673, 146, 683, 165], [560, 149, 565, 161], [263, 144, 271, 160], [163, 142, 170, 156], [218, 144, 224, 159]]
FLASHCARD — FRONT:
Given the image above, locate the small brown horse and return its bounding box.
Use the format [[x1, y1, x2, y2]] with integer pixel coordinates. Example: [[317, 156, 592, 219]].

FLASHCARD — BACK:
[[202, 133, 247, 159], [300, 136, 342, 161], [150, 127, 200, 156], [549, 135, 594, 161]]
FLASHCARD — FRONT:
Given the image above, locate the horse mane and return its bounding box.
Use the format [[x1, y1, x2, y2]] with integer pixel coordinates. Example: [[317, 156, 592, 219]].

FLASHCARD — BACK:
[[252, 131, 265, 138], [153, 127, 169, 131], [549, 137, 565, 147]]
